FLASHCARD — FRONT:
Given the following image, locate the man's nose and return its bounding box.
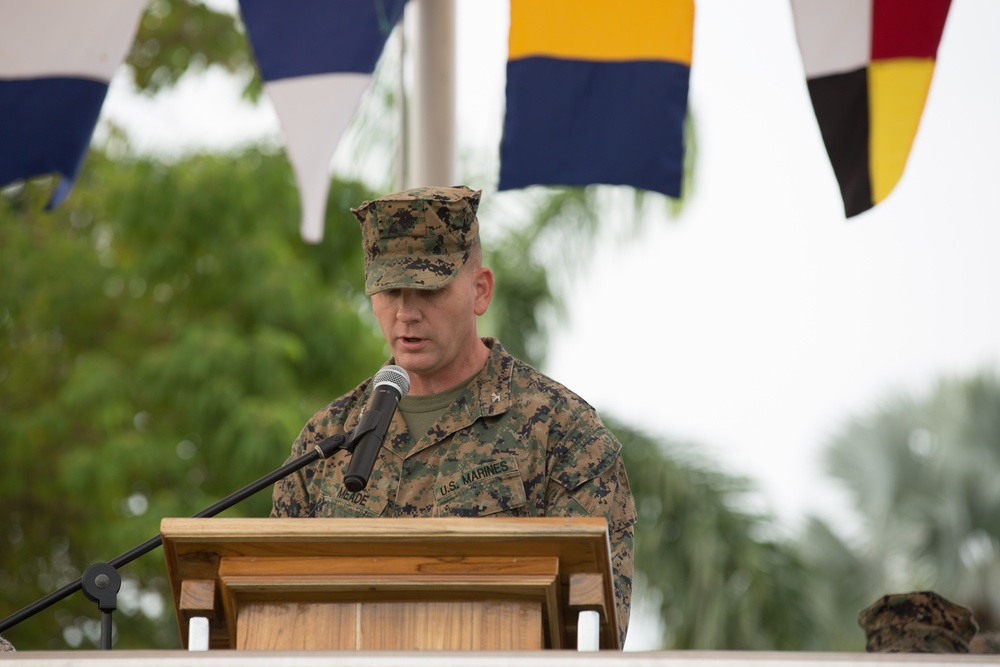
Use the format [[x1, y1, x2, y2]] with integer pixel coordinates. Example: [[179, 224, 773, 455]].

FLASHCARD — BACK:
[[396, 291, 422, 321]]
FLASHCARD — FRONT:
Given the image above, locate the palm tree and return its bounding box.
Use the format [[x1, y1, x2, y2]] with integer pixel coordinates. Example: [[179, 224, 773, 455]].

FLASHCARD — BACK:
[[612, 420, 849, 650], [823, 370, 1000, 632]]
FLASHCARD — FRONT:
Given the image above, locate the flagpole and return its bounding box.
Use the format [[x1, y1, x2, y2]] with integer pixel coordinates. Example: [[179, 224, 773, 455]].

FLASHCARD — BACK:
[[404, 0, 456, 189]]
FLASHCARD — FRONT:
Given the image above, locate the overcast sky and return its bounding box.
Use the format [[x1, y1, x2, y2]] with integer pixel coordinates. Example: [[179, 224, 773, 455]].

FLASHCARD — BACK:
[[445, 0, 1000, 538], [542, 0, 1000, 536]]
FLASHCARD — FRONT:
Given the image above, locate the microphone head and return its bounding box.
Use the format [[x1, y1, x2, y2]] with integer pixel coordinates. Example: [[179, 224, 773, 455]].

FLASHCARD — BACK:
[[373, 364, 410, 398]]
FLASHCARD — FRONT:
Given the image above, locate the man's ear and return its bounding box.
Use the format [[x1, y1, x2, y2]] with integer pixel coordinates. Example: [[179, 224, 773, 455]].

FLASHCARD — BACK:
[[473, 267, 494, 316]]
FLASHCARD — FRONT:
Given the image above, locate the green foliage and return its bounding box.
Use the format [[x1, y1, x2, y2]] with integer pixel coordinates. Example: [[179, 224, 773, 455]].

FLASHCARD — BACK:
[[0, 151, 385, 649], [480, 231, 557, 367], [128, 0, 259, 99], [794, 518, 873, 651], [822, 370, 1000, 632], [612, 419, 853, 650]]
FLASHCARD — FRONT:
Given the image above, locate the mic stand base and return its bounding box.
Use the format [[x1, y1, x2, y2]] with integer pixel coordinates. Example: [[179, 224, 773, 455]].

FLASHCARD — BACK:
[[81, 562, 121, 650]]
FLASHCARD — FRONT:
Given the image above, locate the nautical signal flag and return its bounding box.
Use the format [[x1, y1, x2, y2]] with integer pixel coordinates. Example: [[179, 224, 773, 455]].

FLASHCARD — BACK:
[[238, 0, 407, 243], [0, 1, 145, 207], [498, 0, 694, 198], [791, 0, 953, 217]]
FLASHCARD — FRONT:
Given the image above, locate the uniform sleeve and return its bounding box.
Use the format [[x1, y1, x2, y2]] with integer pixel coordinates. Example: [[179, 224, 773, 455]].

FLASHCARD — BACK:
[[546, 420, 637, 647]]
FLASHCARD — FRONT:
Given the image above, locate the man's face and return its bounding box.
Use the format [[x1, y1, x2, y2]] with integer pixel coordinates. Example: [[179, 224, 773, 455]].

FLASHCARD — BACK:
[[370, 262, 493, 395]]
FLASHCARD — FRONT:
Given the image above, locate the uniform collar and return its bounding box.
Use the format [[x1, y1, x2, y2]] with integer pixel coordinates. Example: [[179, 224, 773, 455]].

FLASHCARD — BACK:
[[466, 337, 514, 418], [382, 338, 514, 455], [385, 337, 514, 422]]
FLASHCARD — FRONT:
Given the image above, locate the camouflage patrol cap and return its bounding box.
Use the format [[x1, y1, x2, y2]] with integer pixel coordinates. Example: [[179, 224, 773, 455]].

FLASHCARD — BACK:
[[351, 186, 482, 295], [858, 591, 978, 653]]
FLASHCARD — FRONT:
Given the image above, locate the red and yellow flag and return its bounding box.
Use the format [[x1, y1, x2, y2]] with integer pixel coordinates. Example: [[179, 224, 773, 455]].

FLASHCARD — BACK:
[[791, 0, 952, 217]]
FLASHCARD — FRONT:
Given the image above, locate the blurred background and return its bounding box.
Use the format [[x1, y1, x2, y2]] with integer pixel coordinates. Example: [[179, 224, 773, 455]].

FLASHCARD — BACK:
[[2, 0, 999, 652]]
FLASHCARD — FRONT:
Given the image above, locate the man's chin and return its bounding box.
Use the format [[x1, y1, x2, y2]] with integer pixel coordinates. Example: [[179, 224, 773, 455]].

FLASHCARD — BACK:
[[391, 349, 431, 372]]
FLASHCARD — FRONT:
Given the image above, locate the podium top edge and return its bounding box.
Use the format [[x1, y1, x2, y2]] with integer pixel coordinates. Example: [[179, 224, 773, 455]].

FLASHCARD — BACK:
[[160, 516, 610, 542]]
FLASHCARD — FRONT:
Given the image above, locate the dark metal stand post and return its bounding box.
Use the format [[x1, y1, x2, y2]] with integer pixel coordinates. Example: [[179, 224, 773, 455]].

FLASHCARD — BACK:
[[80, 563, 121, 650]]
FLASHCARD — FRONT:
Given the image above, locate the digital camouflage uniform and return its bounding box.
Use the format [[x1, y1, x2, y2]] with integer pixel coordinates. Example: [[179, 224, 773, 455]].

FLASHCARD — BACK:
[[271, 338, 636, 644], [271, 186, 637, 644]]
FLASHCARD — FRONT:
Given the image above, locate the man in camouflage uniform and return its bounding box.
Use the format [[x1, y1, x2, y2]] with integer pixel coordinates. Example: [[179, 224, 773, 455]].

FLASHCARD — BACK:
[[271, 186, 636, 645]]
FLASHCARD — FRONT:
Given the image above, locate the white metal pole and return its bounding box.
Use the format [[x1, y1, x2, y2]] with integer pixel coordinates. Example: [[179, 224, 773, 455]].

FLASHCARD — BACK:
[[405, 0, 457, 189]]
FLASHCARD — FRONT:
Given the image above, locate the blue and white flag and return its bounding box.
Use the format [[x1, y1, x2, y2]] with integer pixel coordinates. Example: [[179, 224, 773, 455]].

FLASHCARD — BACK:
[[0, 1, 146, 207], [238, 0, 407, 242]]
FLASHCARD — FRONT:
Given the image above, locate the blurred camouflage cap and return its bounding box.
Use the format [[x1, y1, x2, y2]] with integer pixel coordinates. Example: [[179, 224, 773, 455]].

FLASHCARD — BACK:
[[351, 186, 481, 295], [858, 591, 978, 653]]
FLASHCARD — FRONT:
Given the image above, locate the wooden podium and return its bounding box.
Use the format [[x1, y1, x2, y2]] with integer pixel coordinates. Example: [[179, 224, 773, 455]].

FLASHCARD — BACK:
[[160, 517, 619, 651]]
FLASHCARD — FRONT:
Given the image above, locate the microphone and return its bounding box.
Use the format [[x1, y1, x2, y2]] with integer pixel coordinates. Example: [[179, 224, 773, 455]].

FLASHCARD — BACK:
[[343, 365, 410, 492]]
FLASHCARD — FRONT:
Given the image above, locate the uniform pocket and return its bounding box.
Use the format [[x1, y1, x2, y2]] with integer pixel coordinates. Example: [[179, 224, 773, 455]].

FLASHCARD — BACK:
[[434, 457, 527, 517]]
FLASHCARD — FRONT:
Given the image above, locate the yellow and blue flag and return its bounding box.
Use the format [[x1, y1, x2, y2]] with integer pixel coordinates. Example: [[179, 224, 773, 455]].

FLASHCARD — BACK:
[[498, 0, 694, 197]]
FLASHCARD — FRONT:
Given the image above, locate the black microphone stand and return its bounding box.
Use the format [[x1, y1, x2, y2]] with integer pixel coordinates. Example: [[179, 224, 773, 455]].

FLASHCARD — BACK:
[[0, 433, 352, 649]]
